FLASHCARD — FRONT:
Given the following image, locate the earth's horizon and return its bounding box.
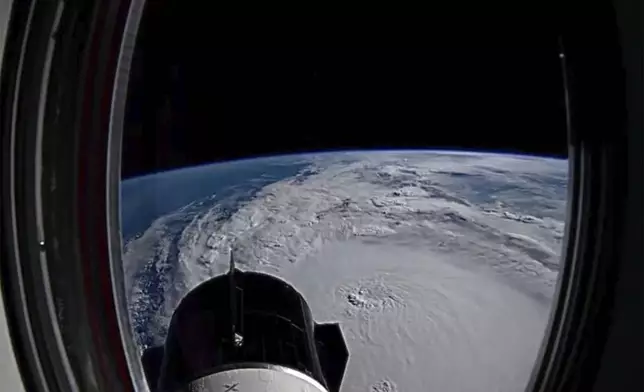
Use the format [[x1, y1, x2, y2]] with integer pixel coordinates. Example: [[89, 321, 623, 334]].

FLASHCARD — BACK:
[[121, 149, 568, 392]]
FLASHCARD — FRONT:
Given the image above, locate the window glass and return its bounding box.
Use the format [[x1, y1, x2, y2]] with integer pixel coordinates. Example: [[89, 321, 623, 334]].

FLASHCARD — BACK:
[[120, 16, 568, 392]]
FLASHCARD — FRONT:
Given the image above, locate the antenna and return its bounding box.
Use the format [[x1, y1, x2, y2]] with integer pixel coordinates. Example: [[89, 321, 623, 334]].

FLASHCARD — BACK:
[[229, 249, 236, 273], [228, 250, 243, 348]]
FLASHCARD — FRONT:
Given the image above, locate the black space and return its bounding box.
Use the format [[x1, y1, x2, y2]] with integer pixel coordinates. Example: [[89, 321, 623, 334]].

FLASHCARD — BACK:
[[122, 10, 567, 179]]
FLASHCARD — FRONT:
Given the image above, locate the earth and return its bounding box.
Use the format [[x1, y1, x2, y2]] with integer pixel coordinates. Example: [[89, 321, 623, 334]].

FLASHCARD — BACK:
[[121, 150, 568, 392]]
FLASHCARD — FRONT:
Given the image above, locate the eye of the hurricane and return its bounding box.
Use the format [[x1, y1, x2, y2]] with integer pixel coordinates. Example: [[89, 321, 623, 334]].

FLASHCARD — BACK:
[[118, 14, 568, 392]]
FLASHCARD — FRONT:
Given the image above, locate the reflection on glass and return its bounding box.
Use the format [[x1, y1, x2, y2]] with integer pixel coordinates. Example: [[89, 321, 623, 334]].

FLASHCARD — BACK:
[[121, 150, 568, 392]]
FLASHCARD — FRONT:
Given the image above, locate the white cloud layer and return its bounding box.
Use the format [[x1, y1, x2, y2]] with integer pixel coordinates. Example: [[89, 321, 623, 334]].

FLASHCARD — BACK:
[[123, 151, 568, 392]]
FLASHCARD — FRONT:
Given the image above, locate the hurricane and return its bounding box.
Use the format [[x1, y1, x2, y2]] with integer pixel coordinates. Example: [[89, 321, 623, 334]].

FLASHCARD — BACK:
[[121, 150, 567, 392]]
